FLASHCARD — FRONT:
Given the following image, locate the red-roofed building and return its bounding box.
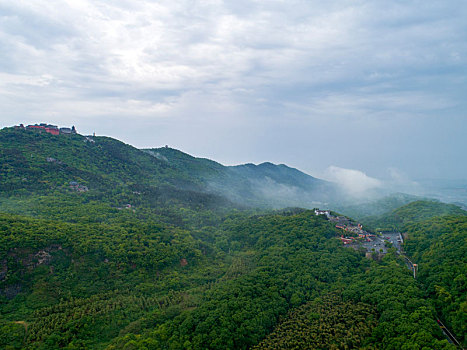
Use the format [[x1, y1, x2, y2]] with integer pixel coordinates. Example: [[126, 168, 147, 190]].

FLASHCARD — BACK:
[[45, 127, 59, 135]]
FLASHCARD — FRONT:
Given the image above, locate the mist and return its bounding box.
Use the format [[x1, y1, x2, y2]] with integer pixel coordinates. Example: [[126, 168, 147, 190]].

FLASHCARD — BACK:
[[323, 166, 383, 198], [147, 146, 466, 215]]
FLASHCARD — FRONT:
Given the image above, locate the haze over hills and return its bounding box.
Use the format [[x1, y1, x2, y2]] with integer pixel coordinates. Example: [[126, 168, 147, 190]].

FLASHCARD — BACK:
[[0, 126, 466, 349], [145, 146, 339, 209], [1, 126, 457, 216]]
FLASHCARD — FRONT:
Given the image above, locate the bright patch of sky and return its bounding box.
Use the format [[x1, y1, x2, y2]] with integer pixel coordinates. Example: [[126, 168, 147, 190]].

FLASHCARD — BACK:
[[1, 0, 466, 183]]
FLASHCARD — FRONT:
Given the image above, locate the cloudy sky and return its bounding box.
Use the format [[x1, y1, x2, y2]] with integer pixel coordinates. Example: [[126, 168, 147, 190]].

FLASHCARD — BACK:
[[1, 0, 466, 186]]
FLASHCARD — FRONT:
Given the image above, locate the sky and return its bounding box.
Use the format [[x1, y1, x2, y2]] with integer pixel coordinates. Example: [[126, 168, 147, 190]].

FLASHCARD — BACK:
[[1, 0, 467, 188]]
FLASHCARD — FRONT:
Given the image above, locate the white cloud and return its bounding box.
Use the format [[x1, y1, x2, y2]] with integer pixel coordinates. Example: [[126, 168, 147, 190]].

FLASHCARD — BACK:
[[324, 166, 382, 196], [1, 0, 465, 112], [1, 0, 466, 178]]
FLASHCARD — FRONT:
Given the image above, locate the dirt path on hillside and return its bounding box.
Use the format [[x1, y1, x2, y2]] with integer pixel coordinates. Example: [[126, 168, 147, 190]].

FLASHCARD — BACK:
[[14, 321, 28, 343]]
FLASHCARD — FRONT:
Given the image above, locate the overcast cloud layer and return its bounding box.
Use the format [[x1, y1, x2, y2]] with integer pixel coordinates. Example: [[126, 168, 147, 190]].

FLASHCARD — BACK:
[[1, 0, 466, 182]]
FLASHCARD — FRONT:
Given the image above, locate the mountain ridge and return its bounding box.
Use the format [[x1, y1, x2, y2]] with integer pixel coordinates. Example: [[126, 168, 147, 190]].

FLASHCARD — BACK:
[[147, 146, 337, 208], [1, 126, 458, 215]]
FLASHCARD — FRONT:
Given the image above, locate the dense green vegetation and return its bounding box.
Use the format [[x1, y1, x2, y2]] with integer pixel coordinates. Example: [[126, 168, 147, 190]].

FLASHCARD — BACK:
[[363, 200, 467, 347], [0, 205, 231, 349], [343, 255, 454, 349], [1, 127, 465, 349], [0, 128, 234, 212], [1, 206, 458, 349], [252, 253, 456, 350], [404, 215, 467, 347], [253, 293, 377, 349]]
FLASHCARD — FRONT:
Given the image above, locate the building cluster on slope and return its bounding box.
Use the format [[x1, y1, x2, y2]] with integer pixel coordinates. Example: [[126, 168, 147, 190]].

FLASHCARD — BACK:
[[314, 208, 375, 245], [15, 123, 77, 135], [69, 181, 88, 192]]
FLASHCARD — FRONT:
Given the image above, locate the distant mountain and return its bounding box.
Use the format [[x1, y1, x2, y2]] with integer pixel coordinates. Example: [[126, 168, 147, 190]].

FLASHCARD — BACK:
[[145, 147, 338, 208], [0, 127, 427, 211], [361, 200, 467, 231], [415, 178, 467, 209], [333, 192, 422, 220]]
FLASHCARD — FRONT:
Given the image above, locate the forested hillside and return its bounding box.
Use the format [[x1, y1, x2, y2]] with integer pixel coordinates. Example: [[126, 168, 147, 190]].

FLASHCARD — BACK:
[[365, 200, 467, 348], [1, 209, 456, 349], [362, 200, 466, 231], [147, 147, 338, 208], [0, 128, 238, 214], [404, 215, 467, 347], [1, 128, 337, 210], [1, 127, 465, 349]]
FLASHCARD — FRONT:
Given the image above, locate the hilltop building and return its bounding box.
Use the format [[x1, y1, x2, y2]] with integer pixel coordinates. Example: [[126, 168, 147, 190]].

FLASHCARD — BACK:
[[59, 126, 77, 134], [45, 125, 59, 135], [60, 127, 72, 134], [69, 181, 88, 192], [314, 209, 331, 218], [22, 123, 77, 135]]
